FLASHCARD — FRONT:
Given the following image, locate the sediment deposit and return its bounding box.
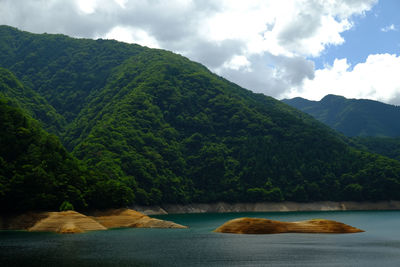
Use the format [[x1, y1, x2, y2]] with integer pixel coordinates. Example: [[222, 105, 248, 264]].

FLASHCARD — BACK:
[[1, 209, 187, 234], [28, 211, 107, 233], [90, 208, 187, 229], [214, 217, 364, 234]]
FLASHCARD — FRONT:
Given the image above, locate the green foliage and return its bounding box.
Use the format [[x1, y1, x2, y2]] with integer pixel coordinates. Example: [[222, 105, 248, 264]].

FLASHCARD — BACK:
[[0, 67, 65, 135], [59, 201, 74, 211], [86, 179, 135, 209], [0, 98, 85, 211], [353, 136, 400, 161], [1, 25, 400, 212], [246, 187, 283, 202]]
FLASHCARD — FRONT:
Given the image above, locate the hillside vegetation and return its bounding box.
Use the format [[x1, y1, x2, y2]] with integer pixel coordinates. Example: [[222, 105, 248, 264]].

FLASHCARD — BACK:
[[1, 25, 400, 211], [0, 97, 132, 212], [282, 94, 400, 137], [354, 136, 400, 161]]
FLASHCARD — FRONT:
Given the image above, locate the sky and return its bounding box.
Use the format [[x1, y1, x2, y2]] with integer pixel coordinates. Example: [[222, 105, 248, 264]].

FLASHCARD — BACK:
[[1, 0, 400, 104]]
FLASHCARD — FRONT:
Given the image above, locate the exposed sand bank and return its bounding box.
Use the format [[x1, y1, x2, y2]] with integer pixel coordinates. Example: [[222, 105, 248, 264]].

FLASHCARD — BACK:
[[0, 208, 186, 234], [214, 217, 364, 234], [89, 208, 187, 229], [29, 211, 106, 233], [131, 200, 400, 215]]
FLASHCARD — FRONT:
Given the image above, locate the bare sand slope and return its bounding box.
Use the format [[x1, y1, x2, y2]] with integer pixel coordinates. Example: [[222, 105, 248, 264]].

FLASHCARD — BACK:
[[0, 208, 187, 234], [28, 211, 107, 233], [214, 217, 364, 234], [90, 208, 187, 229]]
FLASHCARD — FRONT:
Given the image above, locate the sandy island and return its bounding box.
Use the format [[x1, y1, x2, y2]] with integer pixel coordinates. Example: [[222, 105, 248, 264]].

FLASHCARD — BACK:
[[214, 217, 364, 234], [0, 208, 187, 234]]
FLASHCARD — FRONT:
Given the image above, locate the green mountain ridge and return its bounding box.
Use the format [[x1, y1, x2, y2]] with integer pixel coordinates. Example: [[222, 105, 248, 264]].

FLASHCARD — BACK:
[[0, 25, 144, 124], [282, 94, 400, 137], [0, 68, 65, 134], [1, 25, 400, 211]]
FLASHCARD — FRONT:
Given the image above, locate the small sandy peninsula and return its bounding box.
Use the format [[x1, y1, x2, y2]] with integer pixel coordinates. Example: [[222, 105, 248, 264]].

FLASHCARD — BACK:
[[214, 217, 364, 234], [0, 208, 187, 234]]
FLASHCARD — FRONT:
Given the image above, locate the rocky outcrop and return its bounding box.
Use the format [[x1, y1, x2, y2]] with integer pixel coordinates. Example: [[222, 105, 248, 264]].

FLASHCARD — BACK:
[[90, 208, 187, 229], [214, 217, 364, 234]]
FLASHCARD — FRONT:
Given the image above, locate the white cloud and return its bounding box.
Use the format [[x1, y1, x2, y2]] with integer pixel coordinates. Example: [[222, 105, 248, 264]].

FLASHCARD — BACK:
[[104, 26, 160, 48], [201, 0, 375, 58], [381, 24, 397, 32], [285, 54, 400, 104], [114, 0, 127, 9], [222, 55, 252, 71], [76, 0, 98, 14]]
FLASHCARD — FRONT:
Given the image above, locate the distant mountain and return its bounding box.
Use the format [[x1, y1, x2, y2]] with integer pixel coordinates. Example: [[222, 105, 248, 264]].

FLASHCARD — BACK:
[[1, 25, 400, 210], [282, 94, 400, 137]]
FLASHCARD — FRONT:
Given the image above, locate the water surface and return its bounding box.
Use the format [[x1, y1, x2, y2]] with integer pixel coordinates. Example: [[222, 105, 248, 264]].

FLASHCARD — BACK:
[[1, 210, 400, 266]]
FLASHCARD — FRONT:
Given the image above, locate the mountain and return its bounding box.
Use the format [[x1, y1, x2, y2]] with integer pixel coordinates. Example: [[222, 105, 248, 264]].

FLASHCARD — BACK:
[[1, 25, 400, 209], [282, 94, 400, 137]]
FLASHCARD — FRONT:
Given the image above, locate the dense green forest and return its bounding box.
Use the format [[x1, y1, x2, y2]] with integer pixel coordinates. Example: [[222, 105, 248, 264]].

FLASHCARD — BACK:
[[0, 96, 134, 212], [282, 94, 400, 137], [354, 136, 400, 161], [1, 25, 400, 212]]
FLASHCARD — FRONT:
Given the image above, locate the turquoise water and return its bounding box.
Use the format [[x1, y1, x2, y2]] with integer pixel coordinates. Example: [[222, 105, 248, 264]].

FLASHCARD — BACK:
[[1, 211, 400, 266]]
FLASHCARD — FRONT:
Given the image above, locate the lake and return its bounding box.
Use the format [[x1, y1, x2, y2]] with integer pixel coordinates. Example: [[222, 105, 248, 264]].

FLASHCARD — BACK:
[[1, 210, 400, 266]]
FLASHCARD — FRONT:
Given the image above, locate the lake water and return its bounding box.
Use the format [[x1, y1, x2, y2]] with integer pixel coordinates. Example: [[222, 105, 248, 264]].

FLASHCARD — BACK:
[[1, 210, 400, 266]]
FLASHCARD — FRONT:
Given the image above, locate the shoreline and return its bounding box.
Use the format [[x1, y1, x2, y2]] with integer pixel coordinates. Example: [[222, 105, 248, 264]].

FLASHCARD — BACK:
[[130, 200, 400, 215]]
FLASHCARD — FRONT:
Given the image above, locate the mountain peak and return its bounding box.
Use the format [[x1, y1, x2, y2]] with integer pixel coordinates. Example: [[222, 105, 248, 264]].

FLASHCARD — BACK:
[[320, 94, 346, 102]]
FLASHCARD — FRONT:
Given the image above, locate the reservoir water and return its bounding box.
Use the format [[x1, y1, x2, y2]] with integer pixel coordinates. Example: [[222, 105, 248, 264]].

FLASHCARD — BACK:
[[1, 210, 400, 266]]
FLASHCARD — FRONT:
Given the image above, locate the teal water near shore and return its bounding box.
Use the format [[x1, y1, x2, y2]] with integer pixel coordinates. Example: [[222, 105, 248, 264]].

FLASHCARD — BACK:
[[1, 210, 400, 266]]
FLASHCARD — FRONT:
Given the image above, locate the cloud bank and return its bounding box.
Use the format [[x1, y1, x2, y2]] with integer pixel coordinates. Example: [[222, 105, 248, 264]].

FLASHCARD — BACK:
[[286, 54, 400, 105], [3, 0, 397, 104]]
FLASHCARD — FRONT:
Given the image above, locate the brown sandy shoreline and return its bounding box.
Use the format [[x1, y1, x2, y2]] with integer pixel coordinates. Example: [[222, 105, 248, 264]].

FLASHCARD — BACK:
[[131, 200, 400, 215], [0, 208, 187, 233]]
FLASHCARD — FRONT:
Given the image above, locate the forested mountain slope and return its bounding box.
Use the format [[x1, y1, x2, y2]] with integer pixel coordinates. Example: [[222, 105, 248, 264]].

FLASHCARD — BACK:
[[354, 136, 400, 161], [0, 96, 135, 212], [282, 94, 400, 137], [0, 25, 143, 124], [0, 68, 65, 134], [1, 25, 400, 209], [0, 71, 135, 212]]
